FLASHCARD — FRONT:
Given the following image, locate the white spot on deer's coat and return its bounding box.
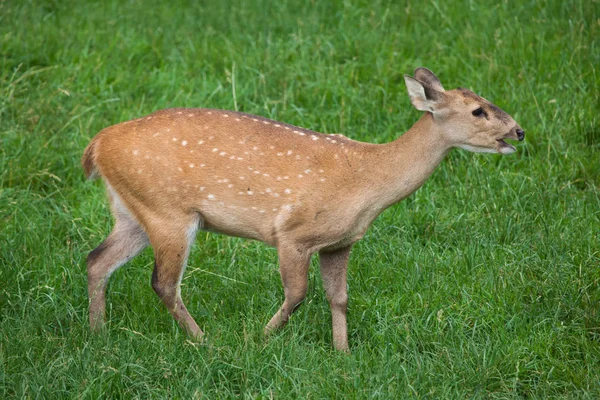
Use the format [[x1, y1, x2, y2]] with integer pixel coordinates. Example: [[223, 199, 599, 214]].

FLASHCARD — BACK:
[[212, 148, 218, 152], [265, 188, 272, 193], [181, 140, 188, 146], [284, 189, 292, 194], [247, 191, 254, 195], [132, 149, 139, 156], [239, 176, 246, 180], [228, 184, 234, 188], [253, 146, 258, 151], [200, 164, 206, 167], [295, 155, 301, 160], [198, 140, 204, 144], [298, 174, 303, 178], [207, 194, 215, 200], [235, 118, 241, 121], [259, 210, 266, 213], [173, 138, 178, 142], [263, 121, 269, 125], [311, 136, 318, 141], [189, 164, 195, 168], [200, 187, 205, 191], [223, 114, 229, 117], [287, 150, 293, 155], [219, 152, 226, 156], [320, 178, 326, 182], [304, 169, 311, 174], [177, 167, 183, 172], [277, 152, 284, 156]]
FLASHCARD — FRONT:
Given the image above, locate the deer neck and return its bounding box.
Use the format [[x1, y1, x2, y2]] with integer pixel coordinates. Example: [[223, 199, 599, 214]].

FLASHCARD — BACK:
[[364, 112, 452, 210]]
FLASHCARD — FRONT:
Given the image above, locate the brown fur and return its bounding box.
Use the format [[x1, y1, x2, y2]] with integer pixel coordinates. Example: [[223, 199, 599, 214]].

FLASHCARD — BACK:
[[83, 68, 523, 351]]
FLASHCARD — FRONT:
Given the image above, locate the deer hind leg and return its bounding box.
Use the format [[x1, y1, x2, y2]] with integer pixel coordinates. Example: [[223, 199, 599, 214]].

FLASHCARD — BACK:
[[319, 245, 352, 352], [265, 244, 312, 335], [147, 214, 203, 340], [87, 189, 149, 331]]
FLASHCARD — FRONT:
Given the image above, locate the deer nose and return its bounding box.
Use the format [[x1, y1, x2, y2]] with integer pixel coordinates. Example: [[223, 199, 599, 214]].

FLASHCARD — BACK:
[[516, 129, 525, 141]]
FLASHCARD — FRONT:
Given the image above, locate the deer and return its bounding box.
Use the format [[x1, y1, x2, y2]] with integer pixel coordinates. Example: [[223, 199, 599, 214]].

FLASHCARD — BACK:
[[82, 68, 524, 351]]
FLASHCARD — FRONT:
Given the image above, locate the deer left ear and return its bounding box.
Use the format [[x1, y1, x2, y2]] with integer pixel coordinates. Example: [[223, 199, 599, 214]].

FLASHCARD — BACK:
[[404, 68, 446, 113], [404, 75, 443, 113]]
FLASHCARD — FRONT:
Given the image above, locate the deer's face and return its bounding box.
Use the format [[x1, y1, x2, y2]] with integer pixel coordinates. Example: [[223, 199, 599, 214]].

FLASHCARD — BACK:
[[405, 68, 524, 154], [440, 88, 524, 154]]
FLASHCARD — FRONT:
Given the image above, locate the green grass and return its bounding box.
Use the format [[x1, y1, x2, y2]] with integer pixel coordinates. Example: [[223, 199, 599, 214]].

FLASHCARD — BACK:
[[1, 0, 598, 397]]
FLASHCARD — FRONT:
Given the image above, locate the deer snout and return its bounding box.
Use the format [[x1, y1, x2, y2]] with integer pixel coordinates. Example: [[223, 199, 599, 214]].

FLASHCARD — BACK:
[[516, 129, 525, 141]]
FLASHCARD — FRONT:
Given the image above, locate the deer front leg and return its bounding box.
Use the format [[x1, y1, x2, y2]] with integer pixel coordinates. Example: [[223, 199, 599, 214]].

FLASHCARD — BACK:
[[265, 244, 311, 334], [319, 245, 352, 352]]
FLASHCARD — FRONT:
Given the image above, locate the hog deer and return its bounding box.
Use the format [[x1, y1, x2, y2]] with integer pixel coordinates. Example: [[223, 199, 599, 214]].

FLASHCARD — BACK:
[[83, 68, 524, 351]]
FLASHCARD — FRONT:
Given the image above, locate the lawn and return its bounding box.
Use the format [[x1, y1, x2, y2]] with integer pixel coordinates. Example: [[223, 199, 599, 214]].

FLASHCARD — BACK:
[[1, 0, 598, 397]]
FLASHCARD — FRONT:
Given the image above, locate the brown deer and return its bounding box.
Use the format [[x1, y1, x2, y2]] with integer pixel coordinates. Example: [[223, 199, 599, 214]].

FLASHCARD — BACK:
[[83, 68, 524, 351]]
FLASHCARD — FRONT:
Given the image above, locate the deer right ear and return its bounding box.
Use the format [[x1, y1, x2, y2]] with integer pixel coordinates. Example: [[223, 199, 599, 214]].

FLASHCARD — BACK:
[[404, 75, 443, 113]]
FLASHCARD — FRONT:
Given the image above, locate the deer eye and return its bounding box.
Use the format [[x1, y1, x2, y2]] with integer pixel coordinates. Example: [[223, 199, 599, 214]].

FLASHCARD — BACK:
[[472, 107, 486, 117]]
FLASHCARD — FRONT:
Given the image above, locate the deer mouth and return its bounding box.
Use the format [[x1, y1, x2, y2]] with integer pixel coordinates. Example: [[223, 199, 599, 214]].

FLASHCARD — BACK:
[[496, 139, 516, 154]]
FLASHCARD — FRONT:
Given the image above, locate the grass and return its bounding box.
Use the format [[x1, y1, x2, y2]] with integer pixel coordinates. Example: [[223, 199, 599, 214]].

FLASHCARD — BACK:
[[1, 0, 598, 397]]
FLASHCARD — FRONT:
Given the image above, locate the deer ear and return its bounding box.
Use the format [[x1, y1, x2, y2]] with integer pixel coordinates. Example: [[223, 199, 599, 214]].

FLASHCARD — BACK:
[[414, 67, 445, 93], [404, 69, 446, 113], [404, 76, 437, 112]]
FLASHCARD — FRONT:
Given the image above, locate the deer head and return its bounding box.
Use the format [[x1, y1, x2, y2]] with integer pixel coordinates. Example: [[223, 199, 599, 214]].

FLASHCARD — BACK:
[[404, 67, 524, 154]]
